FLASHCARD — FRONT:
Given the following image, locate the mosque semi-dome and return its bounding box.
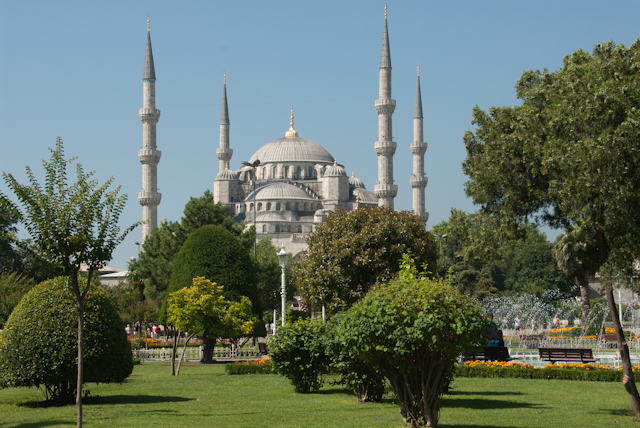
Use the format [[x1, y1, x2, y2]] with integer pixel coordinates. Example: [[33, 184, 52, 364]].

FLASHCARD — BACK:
[[247, 182, 316, 201]]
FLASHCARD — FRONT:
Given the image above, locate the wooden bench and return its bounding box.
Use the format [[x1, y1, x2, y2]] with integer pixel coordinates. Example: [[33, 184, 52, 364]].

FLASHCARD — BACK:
[[258, 342, 269, 355], [598, 334, 618, 349], [464, 346, 513, 362], [538, 347, 597, 363]]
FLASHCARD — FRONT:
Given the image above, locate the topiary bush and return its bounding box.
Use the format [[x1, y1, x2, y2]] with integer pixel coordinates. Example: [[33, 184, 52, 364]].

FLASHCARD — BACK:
[[268, 318, 329, 393], [0, 276, 133, 403]]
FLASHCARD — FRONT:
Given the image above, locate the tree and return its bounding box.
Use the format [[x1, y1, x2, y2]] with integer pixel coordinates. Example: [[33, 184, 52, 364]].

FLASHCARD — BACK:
[[462, 40, 640, 414], [0, 276, 133, 403], [167, 277, 255, 375], [164, 224, 259, 362], [2, 138, 138, 426], [132, 190, 252, 303], [334, 256, 486, 428], [553, 224, 601, 325], [298, 207, 438, 311], [0, 272, 33, 327]]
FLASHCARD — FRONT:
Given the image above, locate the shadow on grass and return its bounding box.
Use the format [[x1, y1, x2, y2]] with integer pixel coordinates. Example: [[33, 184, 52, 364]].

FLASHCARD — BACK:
[[7, 421, 75, 428], [19, 394, 194, 408], [442, 396, 546, 411], [449, 390, 525, 397]]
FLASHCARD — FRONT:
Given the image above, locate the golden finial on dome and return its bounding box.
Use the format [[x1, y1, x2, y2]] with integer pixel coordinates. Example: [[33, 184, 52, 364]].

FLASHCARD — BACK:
[[285, 107, 298, 138], [225, 161, 229, 170], [352, 171, 355, 178], [333, 159, 337, 166]]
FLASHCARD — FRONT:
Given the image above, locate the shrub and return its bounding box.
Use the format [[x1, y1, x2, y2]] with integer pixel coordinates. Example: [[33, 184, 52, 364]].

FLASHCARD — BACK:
[[268, 318, 329, 393], [335, 257, 487, 428], [0, 276, 133, 403], [325, 313, 385, 403], [225, 361, 273, 375]]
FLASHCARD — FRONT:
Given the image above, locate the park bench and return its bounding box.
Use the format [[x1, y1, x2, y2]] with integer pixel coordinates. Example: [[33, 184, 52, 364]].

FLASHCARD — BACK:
[[520, 334, 545, 349], [258, 342, 269, 356], [598, 334, 618, 349], [538, 347, 597, 363], [464, 346, 513, 362]]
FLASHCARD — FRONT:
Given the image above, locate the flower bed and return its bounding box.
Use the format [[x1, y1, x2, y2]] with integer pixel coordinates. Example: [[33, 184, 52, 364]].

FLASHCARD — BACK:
[[455, 360, 640, 382], [225, 358, 273, 375]]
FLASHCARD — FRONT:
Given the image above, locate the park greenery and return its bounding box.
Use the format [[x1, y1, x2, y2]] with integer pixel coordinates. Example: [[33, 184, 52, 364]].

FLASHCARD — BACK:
[[298, 207, 438, 311], [2, 138, 138, 427], [167, 277, 256, 375], [0, 276, 133, 403], [462, 39, 640, 415], [163, 224, 261, 362], [4, 38, 640, 428]]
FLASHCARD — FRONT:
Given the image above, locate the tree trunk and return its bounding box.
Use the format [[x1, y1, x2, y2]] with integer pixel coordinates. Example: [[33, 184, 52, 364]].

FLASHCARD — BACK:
[[176, 333, 195, 376], [201, 332, 215, 363], [604, 281, 640, 416], [171, 328, 178, 376], [579, 279, 590, 327], [76, 300, 84, 428]]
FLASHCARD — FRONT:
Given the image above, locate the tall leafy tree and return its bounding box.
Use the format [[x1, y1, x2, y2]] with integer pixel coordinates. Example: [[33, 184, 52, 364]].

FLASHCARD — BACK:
[[132, 190, 252, 303], [462, 40, 640, 414], [2, 138, 138, 426], [164, 224, 259, 362], [298, 207, 438, 311]]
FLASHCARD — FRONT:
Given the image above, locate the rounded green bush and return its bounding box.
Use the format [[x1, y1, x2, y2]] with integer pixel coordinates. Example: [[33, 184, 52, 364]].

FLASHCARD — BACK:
[[268, 318, 329, 393], [0, 276, 133, 402]]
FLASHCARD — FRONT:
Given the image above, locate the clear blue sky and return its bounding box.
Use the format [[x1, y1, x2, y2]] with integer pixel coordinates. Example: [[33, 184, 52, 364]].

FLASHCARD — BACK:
[[2, 1, 639, 270]]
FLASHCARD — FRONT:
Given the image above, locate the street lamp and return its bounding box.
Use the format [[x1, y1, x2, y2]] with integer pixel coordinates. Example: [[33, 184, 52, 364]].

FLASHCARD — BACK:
[[435, 234, 448, 255], [277, 245, 290, 327], [133, 242, 141, 257], [242, 159, 261, 257]]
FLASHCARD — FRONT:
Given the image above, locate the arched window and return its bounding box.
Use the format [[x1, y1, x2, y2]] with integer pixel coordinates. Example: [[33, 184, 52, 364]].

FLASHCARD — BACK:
[[262, 225, 267, 233], [276, 202, 281, 211], [257, 202, 263, 211], [267, 202, 272, 211], [296, 166, 301, 179], [283, 166, 289, 178]]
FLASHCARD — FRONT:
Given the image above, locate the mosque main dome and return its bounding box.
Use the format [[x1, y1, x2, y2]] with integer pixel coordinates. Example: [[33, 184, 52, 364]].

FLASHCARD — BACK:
[[248, 136, 334, 164]]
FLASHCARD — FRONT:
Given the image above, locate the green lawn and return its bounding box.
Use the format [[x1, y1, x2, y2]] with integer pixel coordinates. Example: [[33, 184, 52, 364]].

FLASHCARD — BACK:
[[0, 362, 636, 427]]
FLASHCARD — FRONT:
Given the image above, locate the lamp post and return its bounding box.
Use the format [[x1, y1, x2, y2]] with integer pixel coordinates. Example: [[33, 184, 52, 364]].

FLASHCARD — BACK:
[[242, 159, 261, 257], [277, 245, 290, 327], [133, 242, 141, 257], [435, 234, 448, 255]]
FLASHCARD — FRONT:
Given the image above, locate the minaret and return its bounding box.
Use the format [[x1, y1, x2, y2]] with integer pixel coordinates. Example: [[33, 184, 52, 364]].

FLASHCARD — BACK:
[[216, 73, 232, 173], [374, 5, 397, 208], [410, 65, 429, 222], [138, 17, 162, 243]]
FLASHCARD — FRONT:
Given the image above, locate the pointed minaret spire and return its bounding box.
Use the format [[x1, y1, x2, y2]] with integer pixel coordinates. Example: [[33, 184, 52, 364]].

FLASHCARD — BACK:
[[374, 4, 397, 208], [410, 64, 428, 222], [139, 17, 162, 243], [143, 17, 156, 81], [217, 72, 232, 173]]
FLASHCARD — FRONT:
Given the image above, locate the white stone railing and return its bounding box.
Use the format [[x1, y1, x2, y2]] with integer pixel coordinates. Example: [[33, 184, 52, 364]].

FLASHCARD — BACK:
[[133, 346, 262, 362]]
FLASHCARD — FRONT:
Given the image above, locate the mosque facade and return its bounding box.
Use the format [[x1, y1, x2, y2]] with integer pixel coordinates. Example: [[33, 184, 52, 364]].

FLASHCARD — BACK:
[[139, 9, 428, 255]]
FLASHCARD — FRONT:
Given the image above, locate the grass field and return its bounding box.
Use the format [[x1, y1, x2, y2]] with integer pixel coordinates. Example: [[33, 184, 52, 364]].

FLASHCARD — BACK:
[[0, 362, 637, 427]]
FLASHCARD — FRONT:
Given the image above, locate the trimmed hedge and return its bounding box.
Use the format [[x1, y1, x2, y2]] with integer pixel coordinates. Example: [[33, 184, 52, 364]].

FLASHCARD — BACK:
[[225, 363, 273, 375], [454, 364, 640, 382]]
